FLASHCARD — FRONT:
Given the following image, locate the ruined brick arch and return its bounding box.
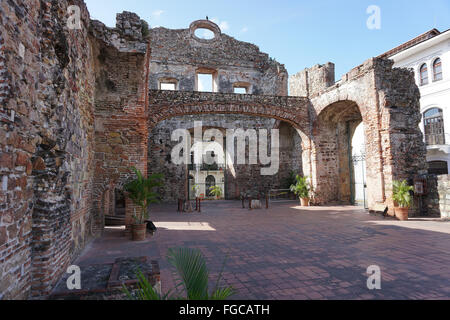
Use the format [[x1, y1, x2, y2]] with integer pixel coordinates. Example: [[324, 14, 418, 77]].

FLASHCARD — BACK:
[[148, 103, 310, 136], [92, 172, 136, 233]]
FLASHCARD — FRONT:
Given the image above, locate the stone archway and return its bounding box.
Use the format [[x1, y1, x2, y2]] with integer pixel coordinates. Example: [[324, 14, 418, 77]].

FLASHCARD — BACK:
[[312, 100, 366, 205]]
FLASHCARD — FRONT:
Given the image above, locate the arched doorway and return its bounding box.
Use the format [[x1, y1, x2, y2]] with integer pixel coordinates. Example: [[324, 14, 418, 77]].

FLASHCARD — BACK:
[[313, 100, 366, 205], [351, 122, 367, 208], [205, 175, 216, 198]]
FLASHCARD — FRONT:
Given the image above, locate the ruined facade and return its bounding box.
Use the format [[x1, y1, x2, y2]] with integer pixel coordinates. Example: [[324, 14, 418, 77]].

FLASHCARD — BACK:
[[0, 1, 429, 300]]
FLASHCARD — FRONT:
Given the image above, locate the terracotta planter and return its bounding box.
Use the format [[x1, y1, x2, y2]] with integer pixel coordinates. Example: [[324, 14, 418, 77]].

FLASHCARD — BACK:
[[395, 207, 409, 221], [131, 223, 148, 241], [300, 198, 310, 207]]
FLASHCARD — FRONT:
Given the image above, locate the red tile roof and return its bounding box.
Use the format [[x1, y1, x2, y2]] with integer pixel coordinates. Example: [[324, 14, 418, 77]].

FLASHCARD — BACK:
[[378, 29, 441, 59]]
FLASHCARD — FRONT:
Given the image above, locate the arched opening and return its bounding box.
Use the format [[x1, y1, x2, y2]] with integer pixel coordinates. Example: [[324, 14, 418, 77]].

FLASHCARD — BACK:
[[420, 63, 429, 86], [114, 189, 126, 216], [205, 175, 216, 198], [195, 28, 215, 40], [433, 58, 443, 82], [350, 122, 367, 208], [148, 113, 306, 203], [314, 100, 366, 205]]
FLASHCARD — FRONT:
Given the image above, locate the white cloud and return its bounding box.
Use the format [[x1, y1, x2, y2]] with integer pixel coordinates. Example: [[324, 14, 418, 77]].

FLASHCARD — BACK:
[[152, 10, 164, 17], [240, 26, 249, 33], [211, 18, 229, 31]]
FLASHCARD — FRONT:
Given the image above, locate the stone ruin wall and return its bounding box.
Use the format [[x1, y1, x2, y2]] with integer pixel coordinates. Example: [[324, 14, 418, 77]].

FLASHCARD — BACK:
[[90, 12, 151, 230], [147, 19, 297, 202], [149, 114, 303, 202], [0, 1, 151, 299], [290, 59, 428, 213], [426, 175, 450, 218], [0, 0, 436, 301], [0, 0, 96, 299], [149, 21, 288, 95]]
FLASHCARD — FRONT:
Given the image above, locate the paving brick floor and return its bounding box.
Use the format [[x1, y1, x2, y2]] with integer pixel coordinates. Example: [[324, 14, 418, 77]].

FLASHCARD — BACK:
[[75, 201, 450, 300]]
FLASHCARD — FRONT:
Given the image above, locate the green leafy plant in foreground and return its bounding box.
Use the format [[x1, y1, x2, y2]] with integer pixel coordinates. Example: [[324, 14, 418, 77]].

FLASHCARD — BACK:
[[124, 248, 235, 300], [393, 180, 414, 208]]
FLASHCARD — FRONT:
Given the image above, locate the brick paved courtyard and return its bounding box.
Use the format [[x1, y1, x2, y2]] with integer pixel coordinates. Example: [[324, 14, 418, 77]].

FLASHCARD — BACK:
[[75, 201, 450, 300]]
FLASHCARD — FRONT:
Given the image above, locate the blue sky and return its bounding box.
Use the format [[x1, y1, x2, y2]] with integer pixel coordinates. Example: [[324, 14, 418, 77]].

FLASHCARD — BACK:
[[85, 0, 450, 78]]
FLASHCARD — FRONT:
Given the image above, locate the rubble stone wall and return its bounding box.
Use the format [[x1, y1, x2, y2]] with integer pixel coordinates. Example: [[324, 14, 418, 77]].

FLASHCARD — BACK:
[[0, 0, 96, 299], [149, 20, 288, 96], [291, 59, 427, 214], [0, 1, 433, 301], [149, 114, 303, 202], [425, 175, 450, 218]]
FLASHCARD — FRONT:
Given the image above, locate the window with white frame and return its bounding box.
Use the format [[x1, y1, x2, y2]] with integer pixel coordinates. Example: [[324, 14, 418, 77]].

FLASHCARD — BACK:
[[420, 63, 428, 86], [433, 58, 443, 81]]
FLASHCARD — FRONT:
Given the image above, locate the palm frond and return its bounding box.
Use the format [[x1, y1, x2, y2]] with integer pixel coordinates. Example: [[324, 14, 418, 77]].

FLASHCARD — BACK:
[[167, 248, 209, 300]]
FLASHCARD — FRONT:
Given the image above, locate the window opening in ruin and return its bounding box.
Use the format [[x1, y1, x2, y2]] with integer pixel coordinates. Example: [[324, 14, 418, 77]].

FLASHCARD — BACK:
[[161, 83, 176, 91], [234, 87, 247, 94], [197, 73, 213, 92], [195, 28, 215, 40]]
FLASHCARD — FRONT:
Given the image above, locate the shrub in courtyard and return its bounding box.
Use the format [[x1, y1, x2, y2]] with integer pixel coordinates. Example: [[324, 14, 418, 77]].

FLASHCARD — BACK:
[[124, 248, 235, 300], [290, 175, 310, 206], [393, 180, 414, 221], [209, 186, 223, 199], [124, 167, 164, 240]]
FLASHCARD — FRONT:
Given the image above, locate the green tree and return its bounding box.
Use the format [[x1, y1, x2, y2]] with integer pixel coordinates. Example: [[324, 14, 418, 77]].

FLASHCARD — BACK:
[[124, 167, 163, 224]]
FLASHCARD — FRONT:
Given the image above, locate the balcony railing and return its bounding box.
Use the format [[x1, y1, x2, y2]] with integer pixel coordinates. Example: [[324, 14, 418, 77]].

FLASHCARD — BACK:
[[188, 163, 226, 171], [425, 133, 449, 146]]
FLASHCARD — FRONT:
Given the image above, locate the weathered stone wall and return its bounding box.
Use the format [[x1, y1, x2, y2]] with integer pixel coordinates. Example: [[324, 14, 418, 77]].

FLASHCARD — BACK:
[[149, 114, 302, 202], [291, 58, 428, 215], [425, 175, 450, 218], [0, 1, 433, 301], [290, 63, 335, 97], [149, 20, 288, 95], [90, 13, 151, 234], [0, 0, 96, 299]]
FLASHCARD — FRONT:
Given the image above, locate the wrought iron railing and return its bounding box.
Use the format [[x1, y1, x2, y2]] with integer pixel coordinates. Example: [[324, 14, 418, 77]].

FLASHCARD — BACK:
[[188, 163, 226, 171], [425, 133, 449, 146]]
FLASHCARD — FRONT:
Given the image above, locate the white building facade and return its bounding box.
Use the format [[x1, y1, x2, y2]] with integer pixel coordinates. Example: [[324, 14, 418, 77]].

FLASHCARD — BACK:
[[383, 29, 450, 174]]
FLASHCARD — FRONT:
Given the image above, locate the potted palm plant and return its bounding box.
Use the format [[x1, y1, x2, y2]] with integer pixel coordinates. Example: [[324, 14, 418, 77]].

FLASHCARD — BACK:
[[209, 186, 223, 200], [393, 180, 414, 221], [124, 167, 163, 241], [290, 175, 310, 206]]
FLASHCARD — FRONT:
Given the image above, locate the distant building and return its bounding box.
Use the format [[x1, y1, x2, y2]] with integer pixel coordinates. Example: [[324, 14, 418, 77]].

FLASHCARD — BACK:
[[380, 29, 450, 175]]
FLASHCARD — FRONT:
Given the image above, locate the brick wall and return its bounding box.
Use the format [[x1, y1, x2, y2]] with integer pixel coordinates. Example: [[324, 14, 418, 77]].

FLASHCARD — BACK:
[[91, 13, 151, 234], [0, 0, 96, 299], [0, 32, 9, 105]]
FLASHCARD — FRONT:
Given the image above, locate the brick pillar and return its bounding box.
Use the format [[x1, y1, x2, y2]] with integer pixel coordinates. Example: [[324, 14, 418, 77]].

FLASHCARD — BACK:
[[125, 197, 138, 236]]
